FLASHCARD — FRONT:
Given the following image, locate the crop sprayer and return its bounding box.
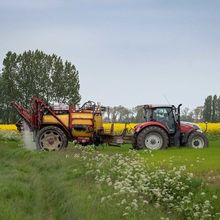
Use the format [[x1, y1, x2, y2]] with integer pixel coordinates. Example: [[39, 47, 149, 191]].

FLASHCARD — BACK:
[[11, 96, 208, 151]]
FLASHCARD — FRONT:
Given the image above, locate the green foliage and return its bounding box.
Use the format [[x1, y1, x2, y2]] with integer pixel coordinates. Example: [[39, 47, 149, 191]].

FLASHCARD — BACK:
[[181, 107, 194, 122], [212, 95, 218, 122], [0, 130, 21, 141], [203, 95, 212, 122], [0, 50, 81, 123], [0, 142, 166, 220], [203, 95, 220, 122], [0, 138, 220, 220], [134, 106, 145, 123], [217, 96, 220, 121]]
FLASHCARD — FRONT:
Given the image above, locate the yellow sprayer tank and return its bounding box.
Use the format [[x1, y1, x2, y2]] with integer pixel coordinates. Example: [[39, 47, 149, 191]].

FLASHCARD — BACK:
[[42, 110, 104, 138]]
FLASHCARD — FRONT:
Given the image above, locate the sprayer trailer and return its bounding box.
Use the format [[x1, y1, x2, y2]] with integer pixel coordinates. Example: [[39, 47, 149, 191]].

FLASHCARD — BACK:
[[11, 96, 208, 151]]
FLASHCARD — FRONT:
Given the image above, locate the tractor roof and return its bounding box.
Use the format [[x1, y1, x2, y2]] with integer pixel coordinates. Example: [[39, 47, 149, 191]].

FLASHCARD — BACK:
[[143, 104, 173, 109]]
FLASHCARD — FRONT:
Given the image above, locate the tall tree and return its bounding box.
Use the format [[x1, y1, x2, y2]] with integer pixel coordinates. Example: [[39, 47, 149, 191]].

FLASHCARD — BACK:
[[193, 106, 204, 122], [135, 106, 145, 123], [216, 96, 220, 122], [212, 95, 218, 122], [181, 107, 193, 122], [203, 95, 212, 122], [0, 50, 81, 123]]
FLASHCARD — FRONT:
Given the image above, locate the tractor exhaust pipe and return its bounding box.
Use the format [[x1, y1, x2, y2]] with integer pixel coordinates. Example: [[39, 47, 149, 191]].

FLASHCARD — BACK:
[[177, 104, 182, 126]]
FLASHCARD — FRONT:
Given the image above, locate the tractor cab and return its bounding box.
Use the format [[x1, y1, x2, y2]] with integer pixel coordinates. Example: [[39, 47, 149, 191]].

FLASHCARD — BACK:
[[143, 104, 182, 134]]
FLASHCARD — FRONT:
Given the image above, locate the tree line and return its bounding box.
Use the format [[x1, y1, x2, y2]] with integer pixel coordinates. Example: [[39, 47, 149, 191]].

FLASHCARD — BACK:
[[203, 95, 220, 122], [0, 50, 81, 123], [103, 95, 220, 123]]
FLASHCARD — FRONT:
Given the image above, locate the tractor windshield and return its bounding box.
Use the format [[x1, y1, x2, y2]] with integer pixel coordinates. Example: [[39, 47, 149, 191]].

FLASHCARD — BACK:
[[144, 107, 176, 132]]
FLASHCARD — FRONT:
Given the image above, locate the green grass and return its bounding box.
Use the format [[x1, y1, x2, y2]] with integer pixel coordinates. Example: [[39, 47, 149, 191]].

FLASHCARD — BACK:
[[99, 138, 220, 184], [0, 136, 220, 220], [0, 141, 168, 220]]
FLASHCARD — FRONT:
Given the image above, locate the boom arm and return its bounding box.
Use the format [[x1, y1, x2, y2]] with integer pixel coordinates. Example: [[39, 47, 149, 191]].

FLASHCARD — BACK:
[[10, 101, 32, 127], [10, 97, 72, 138]]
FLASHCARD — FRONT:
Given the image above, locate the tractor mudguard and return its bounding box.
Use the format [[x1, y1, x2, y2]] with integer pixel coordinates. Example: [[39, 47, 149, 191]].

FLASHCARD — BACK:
[[134, 121, 169, 134]]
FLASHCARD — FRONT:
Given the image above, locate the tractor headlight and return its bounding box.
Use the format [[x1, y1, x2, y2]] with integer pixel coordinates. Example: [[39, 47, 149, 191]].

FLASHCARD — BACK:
[[193, 124, 203, 132], [192, 124, 200, 130], [135, 125, 144, 133], [135, 126, 141, 133]]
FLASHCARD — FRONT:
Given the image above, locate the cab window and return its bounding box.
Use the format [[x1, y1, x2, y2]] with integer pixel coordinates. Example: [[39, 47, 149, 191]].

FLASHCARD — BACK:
[[152, 108, 175, 132]]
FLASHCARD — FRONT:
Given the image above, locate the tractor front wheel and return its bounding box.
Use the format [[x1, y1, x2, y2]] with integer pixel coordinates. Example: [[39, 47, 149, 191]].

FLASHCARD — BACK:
[[186, 131, 208, 149], [136, 126, 168, 150], [36, 126, 68, 151]]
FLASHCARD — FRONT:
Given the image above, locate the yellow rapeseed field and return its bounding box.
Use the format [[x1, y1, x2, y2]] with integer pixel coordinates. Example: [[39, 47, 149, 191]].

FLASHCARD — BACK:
[[104, 123, 220, 134], [103, 123, 137, 134], [0, 123, 220, 134], [197, 123, 220, 134], [0, 124, 17, 130]]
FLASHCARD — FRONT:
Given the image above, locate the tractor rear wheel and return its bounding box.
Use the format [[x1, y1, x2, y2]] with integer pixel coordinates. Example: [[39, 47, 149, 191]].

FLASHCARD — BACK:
[[36, 126, 68, 151], [186, 131, 208, 149], [136, 126, 168, 150]]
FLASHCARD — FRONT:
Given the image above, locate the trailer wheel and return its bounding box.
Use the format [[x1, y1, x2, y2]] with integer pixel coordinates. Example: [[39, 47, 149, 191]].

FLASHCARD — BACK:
[[36, 126, 68, 151], [186, 131, 208, 149], [136, 126, 168, 150]]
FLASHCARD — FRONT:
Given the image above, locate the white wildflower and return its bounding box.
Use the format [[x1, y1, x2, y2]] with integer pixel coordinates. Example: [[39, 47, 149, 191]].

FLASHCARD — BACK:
[[212, 195, 218, 200], [122, 212, 129, 216], [121, 199, 126, 205]]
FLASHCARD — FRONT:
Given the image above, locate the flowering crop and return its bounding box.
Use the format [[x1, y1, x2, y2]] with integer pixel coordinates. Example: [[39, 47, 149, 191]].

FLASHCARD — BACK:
[[103, 123, 220, 135], [0, 124, 17, 130], [1, 122, 220, 134], [103, 123, 137, 134], [197, 123, 220, 135]]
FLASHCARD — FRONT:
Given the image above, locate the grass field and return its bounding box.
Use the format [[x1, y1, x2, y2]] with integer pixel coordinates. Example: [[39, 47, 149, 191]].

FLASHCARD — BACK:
[[0, 132, 220, 220], [103, 136, 220, 184]]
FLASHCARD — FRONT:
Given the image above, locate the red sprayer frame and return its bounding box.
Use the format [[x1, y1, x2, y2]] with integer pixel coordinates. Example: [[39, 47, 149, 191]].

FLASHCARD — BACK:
[[11, 96, 73, 138]]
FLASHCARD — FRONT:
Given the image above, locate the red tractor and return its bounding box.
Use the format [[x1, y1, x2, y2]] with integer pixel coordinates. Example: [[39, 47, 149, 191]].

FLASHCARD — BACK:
[[132, 104, 208, 150]]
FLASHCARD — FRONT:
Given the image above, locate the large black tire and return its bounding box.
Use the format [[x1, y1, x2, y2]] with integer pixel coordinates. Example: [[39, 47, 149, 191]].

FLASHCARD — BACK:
[[36, 126, 68, 151], [186, 131, 208, 149], [136, 126, 169, 150]]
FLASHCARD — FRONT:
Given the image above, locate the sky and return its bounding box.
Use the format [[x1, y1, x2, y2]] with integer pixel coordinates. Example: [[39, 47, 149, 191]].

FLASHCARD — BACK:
[[0, 0, 220, 109]]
